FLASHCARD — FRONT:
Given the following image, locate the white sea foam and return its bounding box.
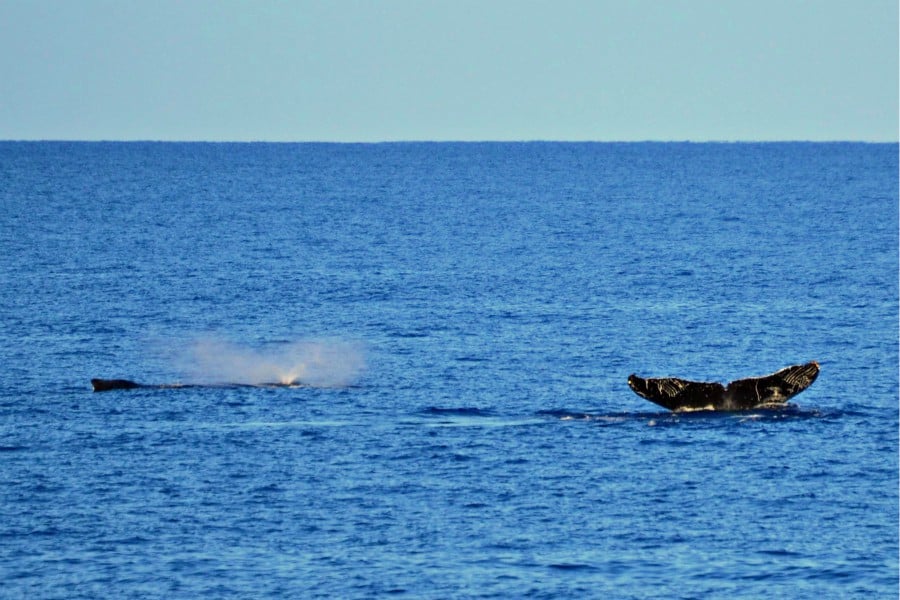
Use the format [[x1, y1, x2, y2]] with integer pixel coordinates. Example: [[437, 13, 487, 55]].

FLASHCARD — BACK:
[[674, 405, 716, 413]]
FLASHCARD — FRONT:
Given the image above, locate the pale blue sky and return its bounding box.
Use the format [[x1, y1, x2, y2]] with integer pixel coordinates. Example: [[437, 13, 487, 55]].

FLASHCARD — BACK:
[[1, 0, 896, 141]]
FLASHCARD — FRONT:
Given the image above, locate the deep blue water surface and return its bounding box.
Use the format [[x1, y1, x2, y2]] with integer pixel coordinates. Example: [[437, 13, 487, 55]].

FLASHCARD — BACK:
[[1, 142, 897, 598]]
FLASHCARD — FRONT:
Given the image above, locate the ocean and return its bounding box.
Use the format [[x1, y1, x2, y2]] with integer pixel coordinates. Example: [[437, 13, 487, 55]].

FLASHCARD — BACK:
[[1, 141, 897, 598]]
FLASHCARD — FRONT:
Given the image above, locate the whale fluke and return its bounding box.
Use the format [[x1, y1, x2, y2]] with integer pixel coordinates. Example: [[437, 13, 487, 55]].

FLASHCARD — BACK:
[[91, 378, 143, 392], [627, 361, 819, 412]]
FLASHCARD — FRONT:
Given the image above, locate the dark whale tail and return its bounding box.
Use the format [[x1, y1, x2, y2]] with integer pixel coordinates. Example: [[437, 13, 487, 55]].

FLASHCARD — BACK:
[[627, 361, 819, 412], [91, 378, 143, 392]]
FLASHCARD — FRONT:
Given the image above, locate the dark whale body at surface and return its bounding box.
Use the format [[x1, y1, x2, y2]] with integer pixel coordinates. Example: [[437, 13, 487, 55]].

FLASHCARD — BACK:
[[627, 362, 820, 412], [90, 378, 305, 392], [91, 378, 143, 392]]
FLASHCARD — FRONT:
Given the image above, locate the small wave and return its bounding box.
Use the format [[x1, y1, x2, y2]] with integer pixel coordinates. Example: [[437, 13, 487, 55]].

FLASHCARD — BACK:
[[417, 408, 546, 428], [547, 562, 598, 572], [536, 409, 652, 423], [422, 407, 492, 416], [449, 453, 477, 462], [0, 445, 27, 452], [250, 483, 283, 494], [208, 420, 353, 430], [757, 549, 804, 557], [537, 404, 827, 425], [389, 331, 430, 338]]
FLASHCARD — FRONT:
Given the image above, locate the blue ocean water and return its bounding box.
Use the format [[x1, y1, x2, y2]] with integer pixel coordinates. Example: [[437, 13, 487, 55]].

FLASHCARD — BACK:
[[0, 141, 897, 598]]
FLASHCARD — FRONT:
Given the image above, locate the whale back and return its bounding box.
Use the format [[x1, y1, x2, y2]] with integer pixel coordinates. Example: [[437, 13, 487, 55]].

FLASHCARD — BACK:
[[91, 378, 142, 392]]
